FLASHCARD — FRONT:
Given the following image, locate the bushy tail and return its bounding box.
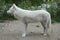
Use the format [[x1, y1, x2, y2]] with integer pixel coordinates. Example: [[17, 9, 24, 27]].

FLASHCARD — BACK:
[[47, 18, 52, 34], [48, 19, 51, 28]]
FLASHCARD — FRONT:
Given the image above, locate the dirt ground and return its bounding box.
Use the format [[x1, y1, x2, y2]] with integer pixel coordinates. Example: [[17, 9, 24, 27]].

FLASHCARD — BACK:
[[0, 20, 60, 40]]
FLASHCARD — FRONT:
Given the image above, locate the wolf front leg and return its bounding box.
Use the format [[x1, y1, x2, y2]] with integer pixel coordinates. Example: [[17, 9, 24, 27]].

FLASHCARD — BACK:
[[22, 22, 28, 37]]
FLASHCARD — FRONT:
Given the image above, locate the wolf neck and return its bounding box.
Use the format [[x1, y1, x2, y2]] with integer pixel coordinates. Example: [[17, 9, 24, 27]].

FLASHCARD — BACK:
[[14, 6, 26, 17]]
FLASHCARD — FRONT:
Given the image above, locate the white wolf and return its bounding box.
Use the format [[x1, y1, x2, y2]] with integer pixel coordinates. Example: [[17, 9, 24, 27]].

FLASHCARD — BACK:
[[7, 4, 51, 37]]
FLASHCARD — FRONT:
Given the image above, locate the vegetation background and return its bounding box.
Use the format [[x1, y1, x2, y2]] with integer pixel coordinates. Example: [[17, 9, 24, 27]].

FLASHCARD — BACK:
[[0, 0, 60, 23]]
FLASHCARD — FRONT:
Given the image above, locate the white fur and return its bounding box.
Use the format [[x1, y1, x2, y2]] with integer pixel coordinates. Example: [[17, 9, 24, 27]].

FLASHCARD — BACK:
[[7, 4, 51, 37]]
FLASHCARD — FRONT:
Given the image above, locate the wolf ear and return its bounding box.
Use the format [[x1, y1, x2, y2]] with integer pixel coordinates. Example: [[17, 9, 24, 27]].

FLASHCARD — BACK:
[[13, 4, 16, 6], [13, 4, 16, 10]]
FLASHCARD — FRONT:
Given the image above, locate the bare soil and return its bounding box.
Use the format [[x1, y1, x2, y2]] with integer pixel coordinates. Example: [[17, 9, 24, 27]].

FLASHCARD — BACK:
[[0, 20, 60, 40]]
